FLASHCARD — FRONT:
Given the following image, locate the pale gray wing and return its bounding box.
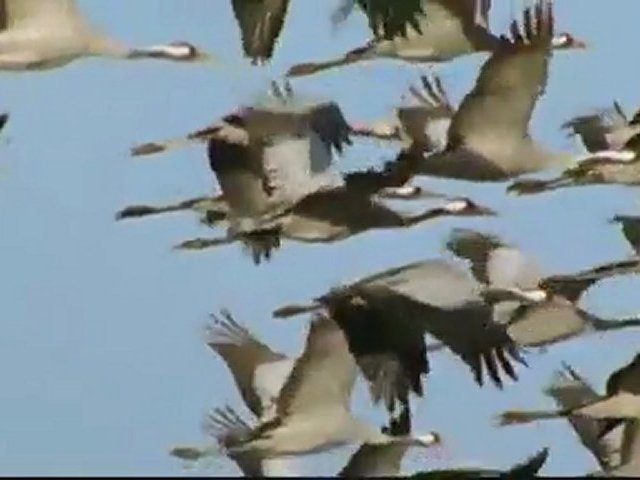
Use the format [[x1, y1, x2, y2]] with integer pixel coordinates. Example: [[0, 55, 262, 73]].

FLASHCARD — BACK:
[[505, 300, 590, 347], [242, 98, 347, 207], [545, 364, 623, 470], [446, 228, 544, 290], [339, 443, 408, 478], [261, 134, 343, 208], [562, 104, 628, 153], [358, 259, 480, 308], [398, 73, 454, 151], [332, 0, 427, 40], [275, 314, 358, 417], [445, 228, 507, 285], [204, 310, 287, 418], [230, 0, 290, 64], [447, 2, 553, 152]]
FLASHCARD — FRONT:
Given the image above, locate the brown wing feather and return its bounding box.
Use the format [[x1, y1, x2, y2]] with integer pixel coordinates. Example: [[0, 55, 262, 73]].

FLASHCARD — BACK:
[[0, 0, 6, 31], [447, 0, 553, 150], [335, 0, 428, 40], [230, 0, 290, 64]]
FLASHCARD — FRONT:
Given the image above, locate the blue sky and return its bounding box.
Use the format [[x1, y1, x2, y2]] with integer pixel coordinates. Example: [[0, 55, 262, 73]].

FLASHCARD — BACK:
[[1, 0, 639, 475]]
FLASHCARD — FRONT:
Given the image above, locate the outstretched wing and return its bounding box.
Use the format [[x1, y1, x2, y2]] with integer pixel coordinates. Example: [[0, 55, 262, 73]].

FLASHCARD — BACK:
[[545, 364, 623, 470], [332, 0, 427, 40], [447, 1, 553, 151], [562, 103, 629, 153], [204, 310, 287, 417], [446, 228, 547, 331], [397, 73, 454, 151], [358, 260, 524, 389], [275, 315, 358, 417]]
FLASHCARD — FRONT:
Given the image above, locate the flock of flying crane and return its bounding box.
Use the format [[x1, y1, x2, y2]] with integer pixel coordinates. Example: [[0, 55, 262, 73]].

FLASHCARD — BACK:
[[3, 0, 640, 477]]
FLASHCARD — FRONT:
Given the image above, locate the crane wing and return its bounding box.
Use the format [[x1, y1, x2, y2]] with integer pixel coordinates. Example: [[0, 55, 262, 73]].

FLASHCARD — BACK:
[[204, 310, 287, 418], [447, 1, 553, 152], [545, 364, 624, 470], [230, 0, 290, 63], [275, 315, 357, 417]]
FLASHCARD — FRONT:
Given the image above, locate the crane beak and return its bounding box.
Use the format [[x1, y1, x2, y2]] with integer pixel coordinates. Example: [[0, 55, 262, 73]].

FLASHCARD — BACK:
[[573, 39, 588, 49], [474, 205, 497, 216], [194, 50, 216, 64]]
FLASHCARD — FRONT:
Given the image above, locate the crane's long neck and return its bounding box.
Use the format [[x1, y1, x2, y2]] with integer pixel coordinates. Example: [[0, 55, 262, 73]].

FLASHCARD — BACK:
[[87, 34, 129, 58], [499, 407, 573, 426], [125, 44, 188, 60], [591, 315, 640, 332]]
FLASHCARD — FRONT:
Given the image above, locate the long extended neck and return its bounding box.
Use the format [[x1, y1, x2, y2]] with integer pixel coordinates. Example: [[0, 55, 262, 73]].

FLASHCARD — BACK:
[[87, 34, 129, 58], [591, 315, 640, 332]]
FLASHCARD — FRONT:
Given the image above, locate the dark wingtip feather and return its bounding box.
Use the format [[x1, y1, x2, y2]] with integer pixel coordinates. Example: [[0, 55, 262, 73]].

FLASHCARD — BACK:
[[503, 447, 549, 477], [0, 112, 8, 132]]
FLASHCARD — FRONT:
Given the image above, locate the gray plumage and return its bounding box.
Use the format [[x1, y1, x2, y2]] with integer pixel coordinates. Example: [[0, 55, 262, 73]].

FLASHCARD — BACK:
[[498, 352, 640, 427], [350, 73, 454, 155], [0, 0, 209, 71], [289, 0, 583, 78], [172, 312, 301, 476], [175, 191, 497, 261], [562, 101, 640, 153], [275, 257, 525, 430], [220, 314, 440, 459], [443, 228, 640, 348], [204, 310, 290, 420], [508, 132, 640, 195], [544, 363, 624, 470], [288, 0, 502, 77], [416, 1, 579, 182], [131, 83, 351, 236]]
